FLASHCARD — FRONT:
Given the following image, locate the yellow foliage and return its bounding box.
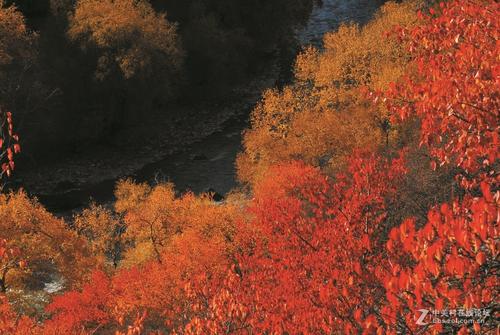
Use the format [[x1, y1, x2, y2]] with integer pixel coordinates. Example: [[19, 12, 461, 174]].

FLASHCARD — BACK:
[[73, 203, 122, 267], [114, 178, 151, 214], [0, 5, 35, 66], [114, 180, 242, 267], [68, 0, 183, 81], [237, 0, 423, 185], [0, 4, 36, 103], [299, 1, 419, 91], [120, 241, 155, 269]]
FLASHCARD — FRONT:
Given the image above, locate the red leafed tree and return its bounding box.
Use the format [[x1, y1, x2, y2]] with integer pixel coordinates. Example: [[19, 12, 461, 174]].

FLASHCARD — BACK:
[[381, 186, 498, 334], [43, 189, 242, 334], [180, 152, 407, 334], [0, 108, 20, 179], [43, 271, 114, 334], [371, 1, 500, 334], [0, 295, 36, 335], [43, 269, 152, 335], [180, 3, 500, 334], [378, 0, 499, 188]]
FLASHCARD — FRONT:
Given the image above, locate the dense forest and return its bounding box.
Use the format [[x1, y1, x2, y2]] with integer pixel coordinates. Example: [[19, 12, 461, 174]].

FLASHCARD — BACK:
[[0, 0, 499, 334], [0, 0, 316, 161]]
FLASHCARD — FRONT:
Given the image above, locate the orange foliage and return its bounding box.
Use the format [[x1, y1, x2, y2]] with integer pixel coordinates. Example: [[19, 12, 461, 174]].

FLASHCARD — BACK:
[[73, 204, 122, 267], [181, 152, 407, 334], [0, 192, 98, 294], [180, 2, 499, 334], [42, 185, 246, 333], [114, 180, 240, 267], [0, 5, 35, 67], [44, 271, 113, 334]]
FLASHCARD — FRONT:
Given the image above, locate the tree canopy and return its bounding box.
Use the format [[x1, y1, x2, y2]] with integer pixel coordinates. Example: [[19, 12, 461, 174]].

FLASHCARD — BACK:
[[68, 0, 183, 83]]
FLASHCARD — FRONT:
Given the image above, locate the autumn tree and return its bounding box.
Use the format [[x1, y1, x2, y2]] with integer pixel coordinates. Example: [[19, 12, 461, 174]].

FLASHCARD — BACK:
[[43, 186, 246, 334], [178, 152, 407, 334], [49, 0, 185, 145], [237, 0, 424, 186], [381, 189, 498, 334], [43, 271, 114, 334], [0, 192, 99, 295], [1, 242, 39, 333], [378, 0, 499, 188], [371, 1, 500, 333], [0, 294, 36, 335], [114, 180, 241, 268], [181, 2, 499, 334], [0, 239, 25, 293], [73, 204, 123, 268], [0, 4, 36, 96], [113, 180, 176, 265], [2, 2, 498, 335], [68, 0, 183, 83]]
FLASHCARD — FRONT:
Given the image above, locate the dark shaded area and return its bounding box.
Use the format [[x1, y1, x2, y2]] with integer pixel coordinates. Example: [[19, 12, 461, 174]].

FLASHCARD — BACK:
[[36, 109, 248, 214], [2, 0, 316, 164], [150, 0, 318, 92]]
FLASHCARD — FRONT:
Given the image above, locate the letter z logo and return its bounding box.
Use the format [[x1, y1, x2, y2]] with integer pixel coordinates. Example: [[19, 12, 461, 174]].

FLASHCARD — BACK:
[[415, 309, 430, 325]]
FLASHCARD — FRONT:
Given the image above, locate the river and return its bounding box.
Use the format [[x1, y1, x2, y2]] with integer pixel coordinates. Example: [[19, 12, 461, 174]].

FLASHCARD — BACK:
[[36, 0, 385, 215]]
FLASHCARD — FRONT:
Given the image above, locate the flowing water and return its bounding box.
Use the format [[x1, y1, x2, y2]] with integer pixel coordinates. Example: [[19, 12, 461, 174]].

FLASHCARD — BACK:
[[37, 0, 385, 214], [298, 0, 385, 46]]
